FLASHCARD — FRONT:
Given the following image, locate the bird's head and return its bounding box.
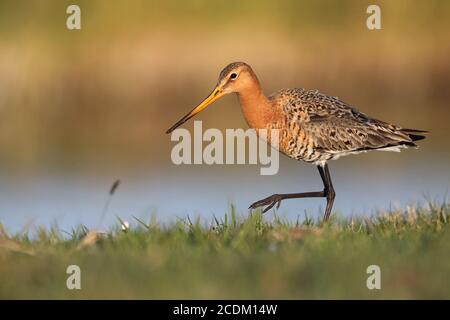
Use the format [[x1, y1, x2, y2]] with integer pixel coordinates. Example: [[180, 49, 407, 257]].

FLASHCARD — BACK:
[[166, 62, 257, 134]]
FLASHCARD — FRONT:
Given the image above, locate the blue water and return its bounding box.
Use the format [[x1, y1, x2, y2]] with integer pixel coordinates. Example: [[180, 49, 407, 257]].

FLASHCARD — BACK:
[[0, 151, 449, 234]]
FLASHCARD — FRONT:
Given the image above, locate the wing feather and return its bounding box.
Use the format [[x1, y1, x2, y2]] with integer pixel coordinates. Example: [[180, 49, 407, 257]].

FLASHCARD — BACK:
[[280, 89, 422, 153]]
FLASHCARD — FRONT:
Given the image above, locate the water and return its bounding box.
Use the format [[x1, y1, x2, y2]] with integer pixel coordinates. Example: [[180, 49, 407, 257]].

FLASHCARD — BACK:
[[0, 151, 448, 234]]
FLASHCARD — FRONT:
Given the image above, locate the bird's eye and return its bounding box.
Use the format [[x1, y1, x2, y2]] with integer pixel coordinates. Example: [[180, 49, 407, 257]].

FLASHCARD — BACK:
[[230, 73, 238, 80]]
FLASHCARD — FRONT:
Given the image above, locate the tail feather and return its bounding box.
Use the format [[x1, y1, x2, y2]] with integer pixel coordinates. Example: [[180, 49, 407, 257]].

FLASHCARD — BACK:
[[398, 127, 428, 143], [408, 133, 426, 142], [400, 128, 429, 134], [357, 127, 427, 153]]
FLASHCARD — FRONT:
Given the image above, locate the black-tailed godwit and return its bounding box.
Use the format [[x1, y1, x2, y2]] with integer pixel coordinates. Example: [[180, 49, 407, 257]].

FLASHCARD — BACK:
[[166, 62, 427, 222]]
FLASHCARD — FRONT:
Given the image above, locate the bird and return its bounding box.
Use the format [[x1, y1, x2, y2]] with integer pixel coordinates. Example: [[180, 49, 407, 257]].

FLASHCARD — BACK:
[[166, 62, 427, 222]]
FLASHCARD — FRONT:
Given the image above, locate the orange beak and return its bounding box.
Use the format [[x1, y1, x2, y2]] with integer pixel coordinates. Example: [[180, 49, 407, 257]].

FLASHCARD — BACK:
[[166, 86, 225, 134]]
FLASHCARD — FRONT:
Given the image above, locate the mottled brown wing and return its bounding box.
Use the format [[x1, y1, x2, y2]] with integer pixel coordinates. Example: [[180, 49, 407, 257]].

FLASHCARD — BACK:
[[295, 90, 415, 153], [304, 115, 407, 153]]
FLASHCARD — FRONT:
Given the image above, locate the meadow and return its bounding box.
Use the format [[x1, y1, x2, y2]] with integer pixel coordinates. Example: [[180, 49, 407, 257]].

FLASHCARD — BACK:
[[1, 201, 449, 299], [0, 2, 449, 300]]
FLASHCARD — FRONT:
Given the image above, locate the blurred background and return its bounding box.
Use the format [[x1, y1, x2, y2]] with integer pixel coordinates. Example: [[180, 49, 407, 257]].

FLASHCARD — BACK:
[[0, 0, 449, 232]]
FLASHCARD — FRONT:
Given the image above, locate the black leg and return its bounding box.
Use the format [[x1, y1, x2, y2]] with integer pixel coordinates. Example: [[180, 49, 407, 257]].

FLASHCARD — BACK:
[[322, 164, 335, 222], [249, 164, 336, 222]]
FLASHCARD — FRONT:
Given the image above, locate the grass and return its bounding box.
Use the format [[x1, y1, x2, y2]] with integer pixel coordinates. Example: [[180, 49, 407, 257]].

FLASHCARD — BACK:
[[0, 201, 449, 299]]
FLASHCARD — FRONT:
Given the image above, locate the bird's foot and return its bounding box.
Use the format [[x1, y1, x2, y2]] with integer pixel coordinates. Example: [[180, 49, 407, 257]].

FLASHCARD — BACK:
[[249, 194, 283, 213]]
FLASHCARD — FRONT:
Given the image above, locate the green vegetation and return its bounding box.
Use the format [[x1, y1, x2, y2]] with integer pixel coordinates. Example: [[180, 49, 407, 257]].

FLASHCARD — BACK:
[[1, 202, 449, 299]]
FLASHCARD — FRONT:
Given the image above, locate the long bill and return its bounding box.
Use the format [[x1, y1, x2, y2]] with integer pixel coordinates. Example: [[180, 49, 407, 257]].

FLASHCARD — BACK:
[[166, 86, 225, 134]]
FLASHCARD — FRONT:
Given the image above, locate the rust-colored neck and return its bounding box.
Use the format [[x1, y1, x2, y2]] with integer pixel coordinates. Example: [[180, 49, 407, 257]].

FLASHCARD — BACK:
[[237, 78, 273, 129]]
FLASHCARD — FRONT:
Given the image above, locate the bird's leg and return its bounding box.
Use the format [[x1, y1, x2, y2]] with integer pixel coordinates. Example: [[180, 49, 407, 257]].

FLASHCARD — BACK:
[[322, 164, 335, 222], [248, 190, 325, 213], [248, 164, 336, 222]]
